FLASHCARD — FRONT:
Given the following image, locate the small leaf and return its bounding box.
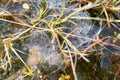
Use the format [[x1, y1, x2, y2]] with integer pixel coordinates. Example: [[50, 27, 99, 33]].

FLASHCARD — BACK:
[[117, 34, 120, 39], [113, 38, 117, 43], [58, 77, 63, 80], [22, 68, 33, 76], [114, 31, 117, 36], [58, 74, 65, 80], [12, 0, 21, 3], [65, 74, 70, 80], [22, 3, 30, 10]]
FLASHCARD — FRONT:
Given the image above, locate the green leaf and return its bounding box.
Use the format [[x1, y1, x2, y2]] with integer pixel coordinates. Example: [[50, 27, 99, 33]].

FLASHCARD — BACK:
[[117, 34, 120, 39], [114, 31, 117, 36]]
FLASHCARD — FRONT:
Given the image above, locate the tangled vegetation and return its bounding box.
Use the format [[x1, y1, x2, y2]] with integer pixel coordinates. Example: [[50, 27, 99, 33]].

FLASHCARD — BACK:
[[0, 0, 120, 80]]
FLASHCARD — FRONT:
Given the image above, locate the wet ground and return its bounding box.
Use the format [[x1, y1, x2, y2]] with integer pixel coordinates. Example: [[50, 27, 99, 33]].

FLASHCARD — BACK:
[[0, 0, 120, 80]]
